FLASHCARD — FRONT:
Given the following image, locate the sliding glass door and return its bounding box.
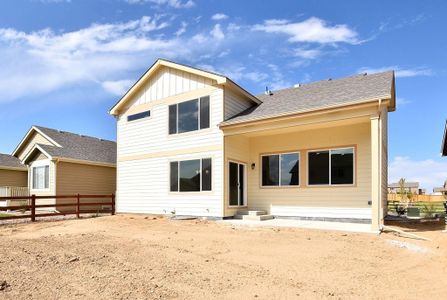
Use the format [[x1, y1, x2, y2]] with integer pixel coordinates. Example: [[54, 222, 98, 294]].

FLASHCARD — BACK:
[[229, 161, 246, 207]]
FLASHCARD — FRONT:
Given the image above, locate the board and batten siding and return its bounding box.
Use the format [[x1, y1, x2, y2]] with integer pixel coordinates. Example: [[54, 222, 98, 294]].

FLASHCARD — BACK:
[[0, 169, 27, 187], [224, 122, 372, 219], [116, 79, 226, 217], [224, 88, 254, 120], [126, 66, 215, 108]]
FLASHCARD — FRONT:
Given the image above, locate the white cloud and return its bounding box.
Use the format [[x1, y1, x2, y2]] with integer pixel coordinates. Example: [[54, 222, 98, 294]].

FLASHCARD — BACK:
[[253, 17, 359, 44], [210, 24, 225, 40], [357, 66, 433, 78], [101, 80, 134, 96], [125, 0, 195, 8], [175, 21, 187, 36], [211, 13, 228, 21], [293, 47, 322, 59], [396, 97, 412, 106], [389, 156, 447, 193]]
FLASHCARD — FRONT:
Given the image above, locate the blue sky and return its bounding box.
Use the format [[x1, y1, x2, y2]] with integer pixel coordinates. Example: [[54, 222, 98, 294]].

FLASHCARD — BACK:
[[0, 0, 446, 190]]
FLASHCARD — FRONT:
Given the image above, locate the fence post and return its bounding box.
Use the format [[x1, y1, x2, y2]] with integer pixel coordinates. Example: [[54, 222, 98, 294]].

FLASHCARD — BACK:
[[111, 194, 115, 216], [76, 194, 80, 219], [31, 194, 36, 222]]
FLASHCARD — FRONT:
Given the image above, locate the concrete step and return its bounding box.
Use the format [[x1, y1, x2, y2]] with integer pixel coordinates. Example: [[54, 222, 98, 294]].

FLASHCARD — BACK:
[[234, 214, 274, 221], [236, 210, 267, 216]]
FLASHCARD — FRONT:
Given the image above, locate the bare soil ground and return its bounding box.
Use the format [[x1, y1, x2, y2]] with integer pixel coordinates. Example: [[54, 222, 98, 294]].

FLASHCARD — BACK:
[[0, 215, 446, 299]]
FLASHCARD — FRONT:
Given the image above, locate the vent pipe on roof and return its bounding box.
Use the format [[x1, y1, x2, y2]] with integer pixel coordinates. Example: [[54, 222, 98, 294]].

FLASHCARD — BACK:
[[293, 83, 301, 88], [265, 86, 273, 96]]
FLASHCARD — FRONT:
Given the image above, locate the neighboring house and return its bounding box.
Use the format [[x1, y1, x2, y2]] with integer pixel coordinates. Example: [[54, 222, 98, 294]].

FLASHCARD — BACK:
[[433, 181, 447, 195], [110, 59, 395, 232], [0, 154, 28, 198], [11, 126, 117, 211], [388, 182, 425, 195], [442, 120, 447, 156]]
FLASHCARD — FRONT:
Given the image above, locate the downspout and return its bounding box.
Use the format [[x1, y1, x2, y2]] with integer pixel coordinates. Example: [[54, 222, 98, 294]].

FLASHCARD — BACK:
[[377, 99, 383, 232]]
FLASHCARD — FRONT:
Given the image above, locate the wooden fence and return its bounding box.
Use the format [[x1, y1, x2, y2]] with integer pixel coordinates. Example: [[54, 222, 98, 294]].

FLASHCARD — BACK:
[[387, 193, 446, 202], [0, 194, 115, 222]]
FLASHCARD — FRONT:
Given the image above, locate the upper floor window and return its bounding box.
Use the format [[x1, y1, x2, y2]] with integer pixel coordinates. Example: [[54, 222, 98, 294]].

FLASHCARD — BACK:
[[308, 147, 354, 186], [169, 96, 210, 134], [32, 165, 49, 190], [127, 110, 150, 122]]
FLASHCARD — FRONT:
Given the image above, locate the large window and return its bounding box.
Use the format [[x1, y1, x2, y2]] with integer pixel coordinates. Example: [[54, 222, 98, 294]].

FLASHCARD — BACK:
[[262, 152, 299, 186], [170, 158, 212, 192], [32, 165, 49, 190], [168, 96, 210, 134], [308, 147, 354, 185]]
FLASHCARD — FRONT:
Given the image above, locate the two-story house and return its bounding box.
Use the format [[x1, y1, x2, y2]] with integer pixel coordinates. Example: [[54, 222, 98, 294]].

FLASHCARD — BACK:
[[110, 59, 395, 232]]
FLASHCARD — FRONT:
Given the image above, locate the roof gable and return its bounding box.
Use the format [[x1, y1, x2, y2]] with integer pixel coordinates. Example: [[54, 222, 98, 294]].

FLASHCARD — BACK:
[[109, 59, 260, 115]]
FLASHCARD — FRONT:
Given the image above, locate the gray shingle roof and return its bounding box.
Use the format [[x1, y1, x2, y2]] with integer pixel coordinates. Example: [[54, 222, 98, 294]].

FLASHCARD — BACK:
[[32, 126, 116, 165], [0, 153, 26, 170], [388, 182, 419, 188], [221, 71, 394, 126]]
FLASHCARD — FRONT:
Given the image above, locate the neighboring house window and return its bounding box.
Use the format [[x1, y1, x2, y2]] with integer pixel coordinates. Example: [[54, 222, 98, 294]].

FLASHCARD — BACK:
[[127, 110, 150, 122], [262, 153, 299, 186], [168, 96, 210, 134], [32, 165, 49, 189], [308, 147, 354, 185], [170, 158, 212, 192]]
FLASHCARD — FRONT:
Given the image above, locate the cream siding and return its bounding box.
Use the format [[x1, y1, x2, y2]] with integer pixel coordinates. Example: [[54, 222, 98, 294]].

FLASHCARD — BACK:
[[29, 158, 56, 209], [224, 122, 372, 219], [0, 169, 28, 187], [116, 83, 225, 217], [381, 108, 388, 219], [16, 132, 54, 161], [126, 66, 215, 108], [224, 88, 254, 120]]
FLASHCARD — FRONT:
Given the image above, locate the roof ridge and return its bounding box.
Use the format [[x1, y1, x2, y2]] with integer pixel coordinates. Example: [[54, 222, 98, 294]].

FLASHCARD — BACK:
[[34, 125, 116, 144], [259, 70, 394, 96]]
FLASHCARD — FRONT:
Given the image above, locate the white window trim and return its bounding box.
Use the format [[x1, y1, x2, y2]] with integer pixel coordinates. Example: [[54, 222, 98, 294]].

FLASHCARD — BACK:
[[228, 160, 247, 208], [306, 147, 356, 187], [260, 152, 301, 188], [30, 160, 51, 191], [169, 157, 213, 193], [168, 96, 210, 136]]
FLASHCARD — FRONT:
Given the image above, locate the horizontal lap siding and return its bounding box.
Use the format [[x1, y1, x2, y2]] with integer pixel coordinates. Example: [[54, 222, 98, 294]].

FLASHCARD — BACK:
[[0, 169, 27, 187], [247, 122, 372, 219], [224, 88, 253, 120], [117, 84, 224, 217]]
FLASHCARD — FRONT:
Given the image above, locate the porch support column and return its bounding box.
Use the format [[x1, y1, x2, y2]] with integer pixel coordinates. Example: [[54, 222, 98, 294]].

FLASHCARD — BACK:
[[370, 114, 381, 232]]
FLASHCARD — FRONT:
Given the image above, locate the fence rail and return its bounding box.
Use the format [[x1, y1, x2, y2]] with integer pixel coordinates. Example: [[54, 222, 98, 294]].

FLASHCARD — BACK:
[[387, 193, 446, 202], [0, 194, 115, 222]]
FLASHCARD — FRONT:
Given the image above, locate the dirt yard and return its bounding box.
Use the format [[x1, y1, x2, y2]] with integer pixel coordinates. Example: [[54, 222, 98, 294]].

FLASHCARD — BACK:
[[0, 215, 446, 299]]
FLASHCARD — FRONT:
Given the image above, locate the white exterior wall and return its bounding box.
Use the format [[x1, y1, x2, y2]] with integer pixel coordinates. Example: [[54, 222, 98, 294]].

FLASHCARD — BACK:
[[116, 79, 226, 217]]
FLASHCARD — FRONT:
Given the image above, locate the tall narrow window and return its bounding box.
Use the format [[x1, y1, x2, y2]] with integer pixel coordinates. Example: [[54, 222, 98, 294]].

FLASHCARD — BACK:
[[308, 151, 329, 185], [331, 148, 354, 184], [200, 96, 210, 129], [170, 161, 178, 192], [201, 158, 212, 191], [262, 153, 299, 186], [169, 105, 177, 134]]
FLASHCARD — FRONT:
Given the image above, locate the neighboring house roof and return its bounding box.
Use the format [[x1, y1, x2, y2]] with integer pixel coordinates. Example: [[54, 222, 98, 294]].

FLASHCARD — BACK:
[[441, 120, 447, 156], [0, 153, 26, 170], [109, 58, 261, 115], [21, 126, 116, 166], [221, 71, 395, 126], [388, 182, 420, 188]]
